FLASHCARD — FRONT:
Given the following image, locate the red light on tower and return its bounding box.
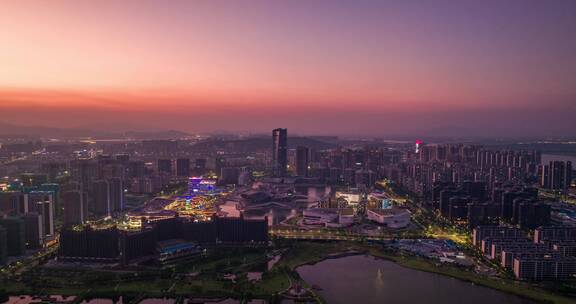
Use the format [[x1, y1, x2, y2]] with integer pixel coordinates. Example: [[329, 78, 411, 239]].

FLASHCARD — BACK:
[[415, 140, 422, 153]]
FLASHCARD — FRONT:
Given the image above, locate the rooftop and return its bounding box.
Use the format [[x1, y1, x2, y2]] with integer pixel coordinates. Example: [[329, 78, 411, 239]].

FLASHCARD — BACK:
[[368, 207, 410, 216]]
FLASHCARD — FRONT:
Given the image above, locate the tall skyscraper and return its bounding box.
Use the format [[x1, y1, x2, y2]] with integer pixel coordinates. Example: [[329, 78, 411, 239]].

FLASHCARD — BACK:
[[0, 226, 7, 264], [567, 161, 573, 188], [215, 156, 227, 178], [62, 191, 86, 226], [157, 159, 172, 175], [22, 213, 43, 249], [176, 158, 191, 177], [22, 191, 54, 238], [541, 161, 573, 191], [71, 159, 99, 192], [0, 217, 25, 256], [0, 191, 22, 215], [195, 158, 207, 175], [40, 161, 66, 183], [92, 180, 110, 216], [296, 146, 310, 177], [36, 200, 54, 237], [108, 177, 124, 213], [23, 191, 53, 214], [219, 167, 241, 185], [272, 128, 288, 176], [126, 160, 146, 178]]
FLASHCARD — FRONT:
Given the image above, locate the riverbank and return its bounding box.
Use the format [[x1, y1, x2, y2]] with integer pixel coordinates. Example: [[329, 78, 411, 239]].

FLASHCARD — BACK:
[[1, 241, 573, 304], [280, 241, 574, 304]]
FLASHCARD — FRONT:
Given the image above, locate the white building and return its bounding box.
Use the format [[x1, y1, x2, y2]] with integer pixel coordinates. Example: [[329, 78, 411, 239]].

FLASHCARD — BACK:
[[303, 208, 355, 227], [24, 191, 55, 238], [367, 207, 411, 229]]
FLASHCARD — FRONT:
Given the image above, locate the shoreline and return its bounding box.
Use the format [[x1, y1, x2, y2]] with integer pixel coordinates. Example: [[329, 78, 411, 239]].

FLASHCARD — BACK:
[[1, 242, 574, 304], [283, 242, 574, 304]]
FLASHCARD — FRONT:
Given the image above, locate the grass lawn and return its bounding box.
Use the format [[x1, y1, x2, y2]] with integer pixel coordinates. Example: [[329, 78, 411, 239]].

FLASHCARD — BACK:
[[252, 271, 291, 295], [2, 240, 573, 304]]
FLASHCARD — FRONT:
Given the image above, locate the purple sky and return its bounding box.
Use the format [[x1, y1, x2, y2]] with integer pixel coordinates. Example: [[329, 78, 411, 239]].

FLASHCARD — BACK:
[[0, 0, 575, 137]]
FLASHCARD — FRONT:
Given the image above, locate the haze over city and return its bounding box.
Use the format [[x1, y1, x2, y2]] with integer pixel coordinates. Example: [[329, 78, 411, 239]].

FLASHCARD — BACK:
[[2, 1, 576, 303], [1, 0, 575, 137]]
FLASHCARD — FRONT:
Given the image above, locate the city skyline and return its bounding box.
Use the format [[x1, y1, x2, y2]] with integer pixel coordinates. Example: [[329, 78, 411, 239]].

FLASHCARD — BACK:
[[1, 0, 575, 137], [2, 1, 576, 302]]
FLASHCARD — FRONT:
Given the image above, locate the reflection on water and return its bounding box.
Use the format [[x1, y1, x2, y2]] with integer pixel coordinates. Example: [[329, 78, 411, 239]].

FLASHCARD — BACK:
[[297, 255, 536, 304], [374, 268, 384, 290]]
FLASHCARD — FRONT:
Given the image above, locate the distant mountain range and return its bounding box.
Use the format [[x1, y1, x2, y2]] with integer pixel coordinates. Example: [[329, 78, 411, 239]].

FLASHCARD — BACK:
[[0, 121, 191, 140]]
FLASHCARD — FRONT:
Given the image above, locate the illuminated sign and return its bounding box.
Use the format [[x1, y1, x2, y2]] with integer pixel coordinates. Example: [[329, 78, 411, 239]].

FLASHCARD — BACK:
[[381, 199, 392, 209]]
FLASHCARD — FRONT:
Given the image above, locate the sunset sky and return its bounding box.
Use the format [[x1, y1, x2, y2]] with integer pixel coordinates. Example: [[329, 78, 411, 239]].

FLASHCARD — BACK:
[[1, 0, 575, 137]]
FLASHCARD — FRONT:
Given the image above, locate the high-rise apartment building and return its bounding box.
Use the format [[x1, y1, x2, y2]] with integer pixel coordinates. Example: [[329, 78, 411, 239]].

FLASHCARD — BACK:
[[296, 146, 310, 177], [176, 158, 191, 177], [272, 128, 288, 176]]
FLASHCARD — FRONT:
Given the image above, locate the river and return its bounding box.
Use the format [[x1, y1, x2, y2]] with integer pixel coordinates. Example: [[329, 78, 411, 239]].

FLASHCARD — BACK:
[[297, 255, 535, 304]]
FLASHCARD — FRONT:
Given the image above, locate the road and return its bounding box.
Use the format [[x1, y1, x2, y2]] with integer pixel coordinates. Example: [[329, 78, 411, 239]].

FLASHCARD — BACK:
[[0, 149, 45, 166], [0, 239, 59, 277], [270, 229, 395, 241]]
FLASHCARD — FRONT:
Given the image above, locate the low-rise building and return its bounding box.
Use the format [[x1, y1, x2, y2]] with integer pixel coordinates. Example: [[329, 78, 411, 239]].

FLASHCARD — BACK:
[[366, 207, 411, 228], [552, 241, 576, 257], [500, 245, 551, 269], [513, 256, 576, 281], [534, 226, 576, 244], [303, 208, 355, 227], [472, 226, 525, 247], [157, 239, 200, 265]]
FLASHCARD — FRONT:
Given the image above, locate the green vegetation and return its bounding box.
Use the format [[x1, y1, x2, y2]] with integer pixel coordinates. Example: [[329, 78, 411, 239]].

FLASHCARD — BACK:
[[276, 241, 357, 269], [1, 240, 574, 304], [276, 241, 575, 304], [375, 178, 576, 303], [0, 246, 292, 302], [381, 253, 575, 304], [0, 290, 8, 304]]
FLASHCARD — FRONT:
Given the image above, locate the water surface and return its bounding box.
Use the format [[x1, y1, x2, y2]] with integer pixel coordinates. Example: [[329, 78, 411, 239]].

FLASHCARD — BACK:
[[297, 255, 535, 304]]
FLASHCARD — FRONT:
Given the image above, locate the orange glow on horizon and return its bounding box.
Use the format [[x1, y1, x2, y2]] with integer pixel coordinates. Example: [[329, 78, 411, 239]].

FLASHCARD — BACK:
[[0, 1, 574, 136]]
